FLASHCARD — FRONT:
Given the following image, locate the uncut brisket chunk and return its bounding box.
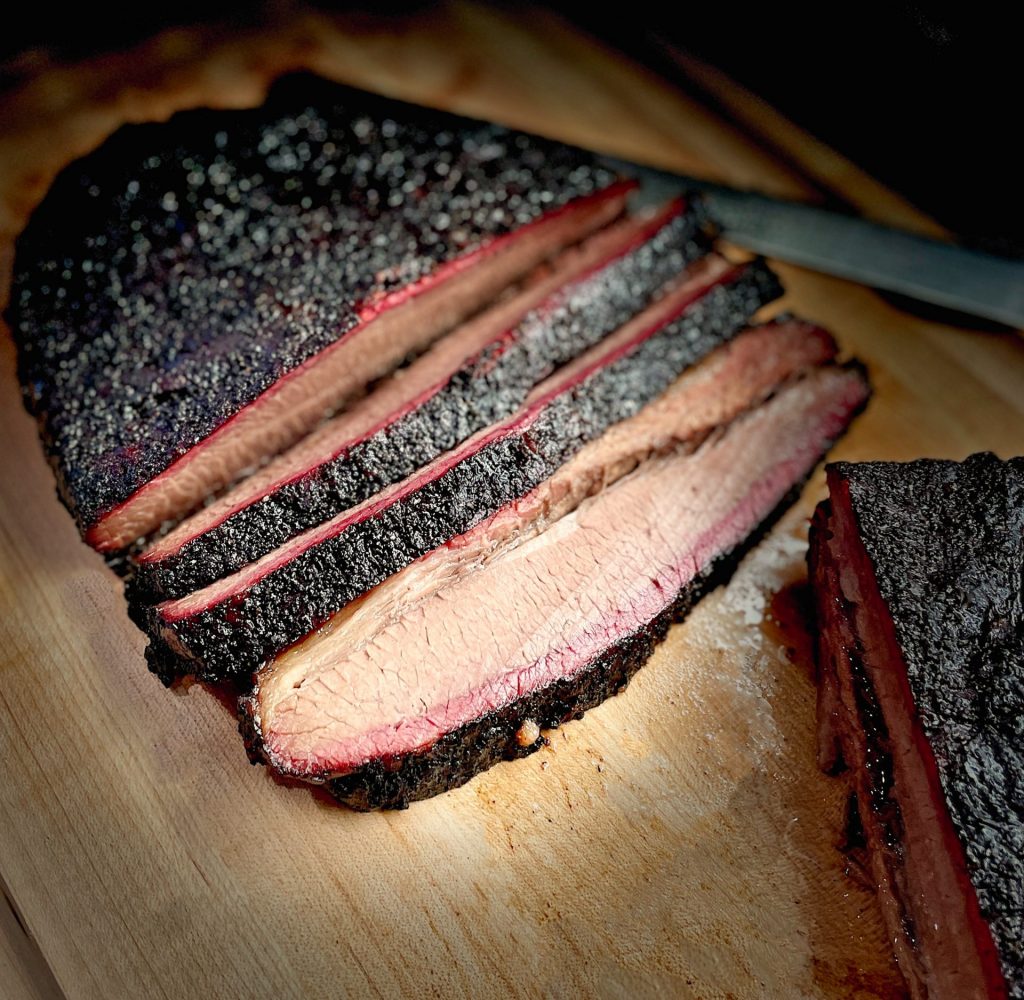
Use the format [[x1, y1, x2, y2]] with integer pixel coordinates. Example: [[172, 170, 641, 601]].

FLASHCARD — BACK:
[[131, 199, 708, 602], [810, 455, 1024, 999], [141, 258, 781, 682], [9, 74, 632, 552], [241, 358, 869, 808]]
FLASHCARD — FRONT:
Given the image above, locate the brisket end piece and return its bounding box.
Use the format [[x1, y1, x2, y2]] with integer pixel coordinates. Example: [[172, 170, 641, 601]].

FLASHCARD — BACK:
[[9, 73, 630, 551], [140, 259, 782, 683], [241, 358, 869, 808], [130, 198, 711, 602], [245, 479, 797, 811], [810, 454, 1024, 999]]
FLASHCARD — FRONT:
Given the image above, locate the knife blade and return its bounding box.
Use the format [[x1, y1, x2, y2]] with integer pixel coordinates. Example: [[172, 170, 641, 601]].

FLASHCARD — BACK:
[[599, 157, 1024, 330]]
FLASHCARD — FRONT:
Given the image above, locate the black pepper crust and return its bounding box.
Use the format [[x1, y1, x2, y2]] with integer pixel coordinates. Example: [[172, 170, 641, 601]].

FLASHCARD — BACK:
[[8, 72, 621, 534], [827, 453, 1024, 995], [141, 262, 782, 682], [239, 451, 832, 810], [128, 207, 710, 602]]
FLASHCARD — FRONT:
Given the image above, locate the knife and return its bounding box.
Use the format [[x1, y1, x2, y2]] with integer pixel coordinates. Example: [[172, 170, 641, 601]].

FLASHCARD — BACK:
[[599, 156, 1024, 330]]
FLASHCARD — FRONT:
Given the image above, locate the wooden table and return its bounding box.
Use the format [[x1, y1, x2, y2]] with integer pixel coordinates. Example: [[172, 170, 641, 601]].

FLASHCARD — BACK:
[[1, 6, 1021, 998]]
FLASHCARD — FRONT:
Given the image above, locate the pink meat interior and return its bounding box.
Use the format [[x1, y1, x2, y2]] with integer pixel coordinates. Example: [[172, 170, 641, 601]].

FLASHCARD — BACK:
[[253, 342, 864, 780]]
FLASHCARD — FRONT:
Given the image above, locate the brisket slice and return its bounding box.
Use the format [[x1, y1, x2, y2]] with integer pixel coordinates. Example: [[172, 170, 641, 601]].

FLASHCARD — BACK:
[[810, 455, 1023, 1000], [131, 199, 708, 602], [141, 259, 781, 682], [240, 358, 869, 808], [9, 73, 631, 551]]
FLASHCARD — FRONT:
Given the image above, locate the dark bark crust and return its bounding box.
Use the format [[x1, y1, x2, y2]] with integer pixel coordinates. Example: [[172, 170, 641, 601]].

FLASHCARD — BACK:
[[143, 262, 782, 683], [129, 207, 710, 602], [8, 72, 619, 532], [828, 453, 1024, 995], [240, 456, 829, 810]]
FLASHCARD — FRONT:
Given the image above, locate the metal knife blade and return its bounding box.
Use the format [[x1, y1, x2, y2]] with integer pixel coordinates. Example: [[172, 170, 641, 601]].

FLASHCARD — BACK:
[[598, 156, 1024, 330]]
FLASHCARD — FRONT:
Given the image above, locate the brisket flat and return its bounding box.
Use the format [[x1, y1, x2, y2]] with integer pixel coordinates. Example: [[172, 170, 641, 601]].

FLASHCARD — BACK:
[[140, 259, 781, 682], [240, 356, 869, 808], [810, 455, 1023, 1000], [130, 199, 708, 602], [9, 74, 632, 551]]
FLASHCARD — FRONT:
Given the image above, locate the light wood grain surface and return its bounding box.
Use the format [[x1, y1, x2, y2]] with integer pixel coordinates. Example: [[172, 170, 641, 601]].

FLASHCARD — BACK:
[[1, 6, 1022, 999]]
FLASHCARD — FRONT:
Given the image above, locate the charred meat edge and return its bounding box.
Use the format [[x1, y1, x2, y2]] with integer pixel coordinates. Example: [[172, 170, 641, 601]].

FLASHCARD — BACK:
[[130, 198, 709, 601], [12, 72, 631, 548], [140, 259, 782, 682], [81, 183, 634, 551]]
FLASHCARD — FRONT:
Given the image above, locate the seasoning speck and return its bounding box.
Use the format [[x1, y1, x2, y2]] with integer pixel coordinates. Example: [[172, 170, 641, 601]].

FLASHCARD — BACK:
[[516, 719, 541, 747]]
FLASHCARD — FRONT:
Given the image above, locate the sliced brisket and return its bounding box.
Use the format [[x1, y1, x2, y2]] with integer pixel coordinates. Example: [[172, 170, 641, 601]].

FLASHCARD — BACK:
[[140, 259, 781, 682], [810, 455, 1023, 1000], [240, 357, 869, 808], [9, 74, 632, 551], [131, 199, 708, 601]]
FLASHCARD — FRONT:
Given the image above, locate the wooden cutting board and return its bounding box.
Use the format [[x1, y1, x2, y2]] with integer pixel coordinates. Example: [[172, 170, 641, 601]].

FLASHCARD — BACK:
[[1, 7, 1022, 999]]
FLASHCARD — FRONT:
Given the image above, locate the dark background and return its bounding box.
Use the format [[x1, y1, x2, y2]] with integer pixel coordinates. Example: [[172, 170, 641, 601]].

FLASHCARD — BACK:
[[2, 1, 1019, 256], [570, 0, 1022, 257]]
